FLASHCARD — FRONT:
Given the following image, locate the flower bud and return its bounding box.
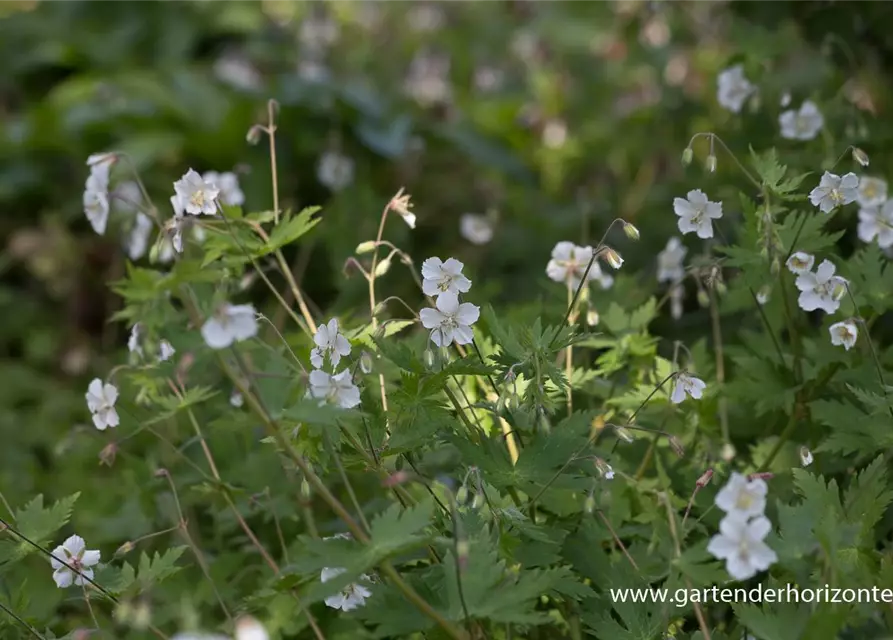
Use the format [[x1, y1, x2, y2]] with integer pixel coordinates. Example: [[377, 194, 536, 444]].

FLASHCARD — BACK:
[[115, 541, 135, 557], [245, 124, 264, 145], [456, 539, 470, 571], [720, 442, 736, 462], [681, 147, 693, 165], [668, 435, 685, 458], [852, 147, 870, 167], [300, 478, 312, 500], [748, 472, 773, 482], [456, 485, 468, 504], [799, 446, 814, 467], [603, 247, 623, 269], [583, 494, 595, 514], [356, 240, 377, 254], [154, 468, 169, 478], [471, 493, 484, 509], [360, 351, 373, 374], [705, 154, 717, 173], [696, 289, 709, 307], [614, 425, 634, 443], [235, 615, 268, 640], [695, 468, 713, 488], [99, 442, 118, 467], [622, 221, 640, 241], [586, 309, 599, 326], [382, 470, 411, 488], [594, 457, 614, 480], [373, 257, 392, 277], [132, 601, 151, 630], [770, 256, 781, 276], [756, 285, 771, 305], [832, 281, 847, 301], [714, 280, 727, 296], [424, 348, 435, 368]]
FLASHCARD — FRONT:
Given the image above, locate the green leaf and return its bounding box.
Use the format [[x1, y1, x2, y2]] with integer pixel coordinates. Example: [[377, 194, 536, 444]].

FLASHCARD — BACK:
[[363, 498, 435, 567], [0, 493, 80, 563], [261, 206, 321, 255]]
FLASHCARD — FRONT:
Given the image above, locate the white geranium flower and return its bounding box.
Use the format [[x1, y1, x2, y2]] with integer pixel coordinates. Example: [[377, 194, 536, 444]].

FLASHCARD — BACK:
[[83, 174, 111, 235], [546, 242, 613, 289], [50, 535, 101, 588], [707, 514, 777, 581], [714, 472, 768, 518], [808, 172, 859, 214], [230, 390, 244, 408], [419, 291, 480, 347], [717, 64, 755, 113], [86, 378, 119, 430], [779, 100, 824, 141], [234, 617, 269, 640], [309, 369, 361, 409], [673, 190, 723, 239], [795, 259, 846, 314], [756, 286, 771, 305], [857, 176, 888, 208], [670, 372, 706, 404], [203, 171, 245, 207], [321, 567, 372, 611], [127, 323, 142, 356], [460, 213, 494, 245], [126, 212, 154, 260], [785, 251, 815, 275], [317, 151, 354, 191], [173, 169, 219, 216], [310, 318, 351, 369], [158, 340, 176, 362], [201, 304, 259, 349], [657, 237, 687, 283], [421, 257, 472, 298], [857, 201, 893, 248], [829, 319, 858, 350]]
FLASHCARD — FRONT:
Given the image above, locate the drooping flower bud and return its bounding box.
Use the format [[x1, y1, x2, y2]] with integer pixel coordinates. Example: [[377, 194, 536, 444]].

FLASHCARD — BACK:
[[356, 241, 377, 254], [852, 147, 870, 167], [705, 154, 717, 173], [799, 446, 814, 467], [695, 468, 714, 488], [622, 221, 640, 241], [603, 247, 623, 270], [682, 147, 693, 165]]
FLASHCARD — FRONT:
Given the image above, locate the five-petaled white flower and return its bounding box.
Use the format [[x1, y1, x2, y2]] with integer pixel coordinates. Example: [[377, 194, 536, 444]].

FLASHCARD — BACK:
[[707, 514, 777, 581], [158, 340, 176, 362], [808, 171, 858, 214], [309, 369, 361, 409], [657, 237, 687, 283], [785, 251, 814, 275], [321, 567, 372, 611], [311, 318, 352, 369], [546, 242, 613, 289], [670, 372, 706, 404], [795, 259, 846, 314], [126, 212, 154, 260], [460, 213, 494, 245], [317, 151, 354, 191], [829, 319, 858, 351], [717, 64, 755, 113], [201, 304, 259, 349], [779, 100, 824, 141], [421, 257, 472, 298], [673, 190, 723, 239], [714, 472, 768, 519], [86, 378, 119, 430], [419, 291, 480, 347], [50, 535, 101, 588], [857, 176, 888, 208], [173, 169, 220, 216], [857, 200, 893, 248], [203, 171, 245, 207]]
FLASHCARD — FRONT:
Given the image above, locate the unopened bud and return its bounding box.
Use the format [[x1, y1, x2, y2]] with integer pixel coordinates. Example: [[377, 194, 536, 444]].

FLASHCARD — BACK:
[[584, 494, 595, 514], [622, 221, 640, 241], [99, 442, 118, 467], [154, 468, 169, 478], [682, 147, 693, 165], [456, 486, 468, 504], [756, 285, 771, 305], [594, 457, 614, 480], [456, 539, 470, 571], [115, 541, 135, 557], [471, 493, 484, 509], [246, 124, 264, 145], [799, 446, 814, 467], [705, 154, 717, 173], [300, 478, 312, 499], [668, 435, 685, 458], [603, 247, 623, 270], [714, 280, 727, 296], [373, 257, 392, 277], [832, 281, 847, 301], [235, 615, 268, 640], [852, 147, 870, 167], [696, 289, 709, 307], [114, 602, 134, 624], [132, 601, 151, 630], [360, 352, 373, 374], [382, 471, 411, 488], [356, 241, 376, 254], [586, 309, 599, 326], [770, 256, 781, 276], [614, 426, 634, 443], [748, 472, 773, 482], [372, 301, 388, 316], [695, 468, 714, 488], [721, 442, 736, 462]]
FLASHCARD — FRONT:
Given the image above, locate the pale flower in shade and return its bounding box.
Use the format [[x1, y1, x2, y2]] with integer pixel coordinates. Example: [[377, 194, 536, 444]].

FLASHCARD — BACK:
[[714, 472, 768, 518], [460, 213, 494, 245], [83, 176, 111, 235], [546, 242, 613, 290], [86, 379, 119, 430], [127, 323, 143, 356], [310, 318, 352, 369], [309, 369, 361, 409], [808, 171, 859, 214], [317, 151, 354, 191], [657, 237, 687, 283], [795, 259, 846, 314], [50, 535, 101, 588], [203, 171, 245, 207], [717, 64, 755, 113], [829, 319, 858, 351], [779, 100, 824, 141], [201, 304, 259, 349], [707, 514, 777, 581], [158, 340, 176, 362], [234, 616, 269, 640], [421, 257, 472, 298], [173, 169, 219, 216], [857, 176, 888, 208], [799, 446, 814, 467], [321, 567, 372, 611], [670, 372, 706, 404], [126, 212, 154, 260], [785, 251, 814, 275], [673, 190, 723, 239], [419, 291, 480, 347], [857, 200, 893, 249], [388, 188, 416, 229]]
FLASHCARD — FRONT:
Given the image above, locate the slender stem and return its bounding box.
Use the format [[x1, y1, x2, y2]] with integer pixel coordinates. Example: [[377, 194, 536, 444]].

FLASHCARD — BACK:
[[325, 431, 372, 534], [0, 599, 45, 639], [565, 279, 574, 413], [367, 202, 393, 431], [267, 101, 280, 225], [707, 287, 730, 445], [82, 582, 101, 631], [759, 411, 798, 472]]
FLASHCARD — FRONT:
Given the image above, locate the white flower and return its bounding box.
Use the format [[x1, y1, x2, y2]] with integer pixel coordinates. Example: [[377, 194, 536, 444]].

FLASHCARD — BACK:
[[201, 304, 259, 349], [673, 190, 723, 239], [857, 200, 893, 248], [670, 284, 684, 320], [808, 172, 859, 214], [310, 318, 351, 369], [158, 340, 176, 362], [321, 567, 372, 611], [126, 212, 154, 260], [112, 180, 143, 215], [203, 171, 245, 207], [128, 323, 142, 356], [230, 390, 244, 408], [717, 64, 755, 113], [460, 213, 494, 245], [213, 52, 263, 92], [173, 169, 219, 215], [829, 319, 858, 350], [234, 617, 269, 640], [657, 237, 687, 283], [86, 379, 119, 430], [421, 257, 472, 298], [799, 446, 813, 467], [50, 535, 100, 588], [795, 259, 846, 314], [389, 188, 416, 229], [785, 251, 815, 275], [707, 514, 777, 581], [317, 151, 354, 191], [714, 472, 768, 518], [419, 291, 480, 347], [309, 369, 361, 409], [779, 100, 824, 141], [83, 175, 111, 235], [756, 286, 771, 305], [404, 51, 452, 107], [670, 372, 706, 404], [857, 176, 888, 208], [546, 242, 613, 290]]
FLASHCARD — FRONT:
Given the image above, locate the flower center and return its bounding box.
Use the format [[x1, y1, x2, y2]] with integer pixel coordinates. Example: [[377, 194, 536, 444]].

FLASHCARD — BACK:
[[190, 190, 206, 208], [830, 188, 844, 204], [736, 493, 753, 510]]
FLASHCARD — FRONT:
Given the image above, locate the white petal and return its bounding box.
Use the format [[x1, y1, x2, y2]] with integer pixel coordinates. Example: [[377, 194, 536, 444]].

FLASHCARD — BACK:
[[53, 568, 74, 588], [81, 549, 101, 567], [435, 291, 460, 315], [456, 302, 480, 326], [419, 308, 445, 329], [201, 318, 234, 349]]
